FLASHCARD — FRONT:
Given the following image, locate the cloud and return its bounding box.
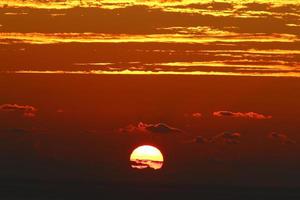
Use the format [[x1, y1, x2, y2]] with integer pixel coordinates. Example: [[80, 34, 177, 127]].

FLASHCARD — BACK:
[[213, 111, 272, 119], [185, 112, 202, 119], [186, 131, 240, 145], [0, 103, 37, 117], [179, 2, 234, 11], [268, 132, 296, 145], [119, 122, 183, 134], [211, 131, 241, 144], [139, 0, 181, 2], [160, 0, 181, 2], [131, 159, 163, 170], [193, 135, 209, 144], [241, 2, 272, 12], [184, 135, 209, 144]]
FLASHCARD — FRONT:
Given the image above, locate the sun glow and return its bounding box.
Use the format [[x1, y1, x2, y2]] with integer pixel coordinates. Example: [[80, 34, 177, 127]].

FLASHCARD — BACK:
[[130, 145, 164, 170]]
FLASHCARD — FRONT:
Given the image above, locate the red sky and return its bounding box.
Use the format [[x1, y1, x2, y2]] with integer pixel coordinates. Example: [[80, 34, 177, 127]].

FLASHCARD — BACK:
[[0, 0, 300, 197], [0, 0, 299, 76]]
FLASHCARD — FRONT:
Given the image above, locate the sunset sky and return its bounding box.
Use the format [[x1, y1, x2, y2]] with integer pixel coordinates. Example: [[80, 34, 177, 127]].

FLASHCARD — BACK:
[[0, 0, 300, 199], [1, 0, 300, 76]]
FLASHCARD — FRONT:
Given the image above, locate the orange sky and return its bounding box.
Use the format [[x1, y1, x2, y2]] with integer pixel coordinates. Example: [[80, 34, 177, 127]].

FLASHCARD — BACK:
[[0, 1, 300, 194], [0, 0, 299, 77]]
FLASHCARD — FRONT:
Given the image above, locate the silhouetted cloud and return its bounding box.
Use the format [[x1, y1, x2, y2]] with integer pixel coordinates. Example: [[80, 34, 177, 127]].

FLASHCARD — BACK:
[[213, 111, 272, 119], [193, 135, 209, 144], [186, 131, 241, 145], [268, 132, 296, 144], [211, 131, 241, 144], [184, 135, 209, 144], [119, 122, 183, 134], [0, 103, 37, 117], [130, 159, 163, 170]]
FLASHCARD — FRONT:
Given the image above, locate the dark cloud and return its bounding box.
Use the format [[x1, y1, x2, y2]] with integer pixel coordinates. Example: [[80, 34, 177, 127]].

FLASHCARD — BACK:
[[184, 135, 209, 144], [119, 122, 183, 134], [194, 135, 209, 144], [268, 132, 296, 145], [0, 103, 37, 117], [213, 111, 272, 119], [211, 131, 241, 144], [145, 122, 182, 133], [186, 131, 241, 145]]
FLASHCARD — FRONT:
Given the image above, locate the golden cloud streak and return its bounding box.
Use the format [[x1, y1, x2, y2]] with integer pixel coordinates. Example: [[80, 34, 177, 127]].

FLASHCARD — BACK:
[[2, 0, 298, 9], [5, 70, 300, 78], [0, 32, 298, 44], [150, 61, 299, 71]]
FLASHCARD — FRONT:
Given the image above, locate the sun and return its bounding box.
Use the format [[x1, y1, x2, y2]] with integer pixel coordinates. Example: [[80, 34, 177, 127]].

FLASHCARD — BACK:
[[130, 145, 164, 170]]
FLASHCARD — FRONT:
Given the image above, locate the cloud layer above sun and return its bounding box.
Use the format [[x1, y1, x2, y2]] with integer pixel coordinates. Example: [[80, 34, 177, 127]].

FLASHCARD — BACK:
[[0, 0, 299, 77]]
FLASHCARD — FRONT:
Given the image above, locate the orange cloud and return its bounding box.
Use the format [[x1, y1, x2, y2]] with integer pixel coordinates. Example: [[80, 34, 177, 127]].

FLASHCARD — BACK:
[[184, 112, 202, 119], [139, 0, 181, 2], [0, 103, 37, 117], [213, 111, 272, 119], [191, 112, 202, 118]]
